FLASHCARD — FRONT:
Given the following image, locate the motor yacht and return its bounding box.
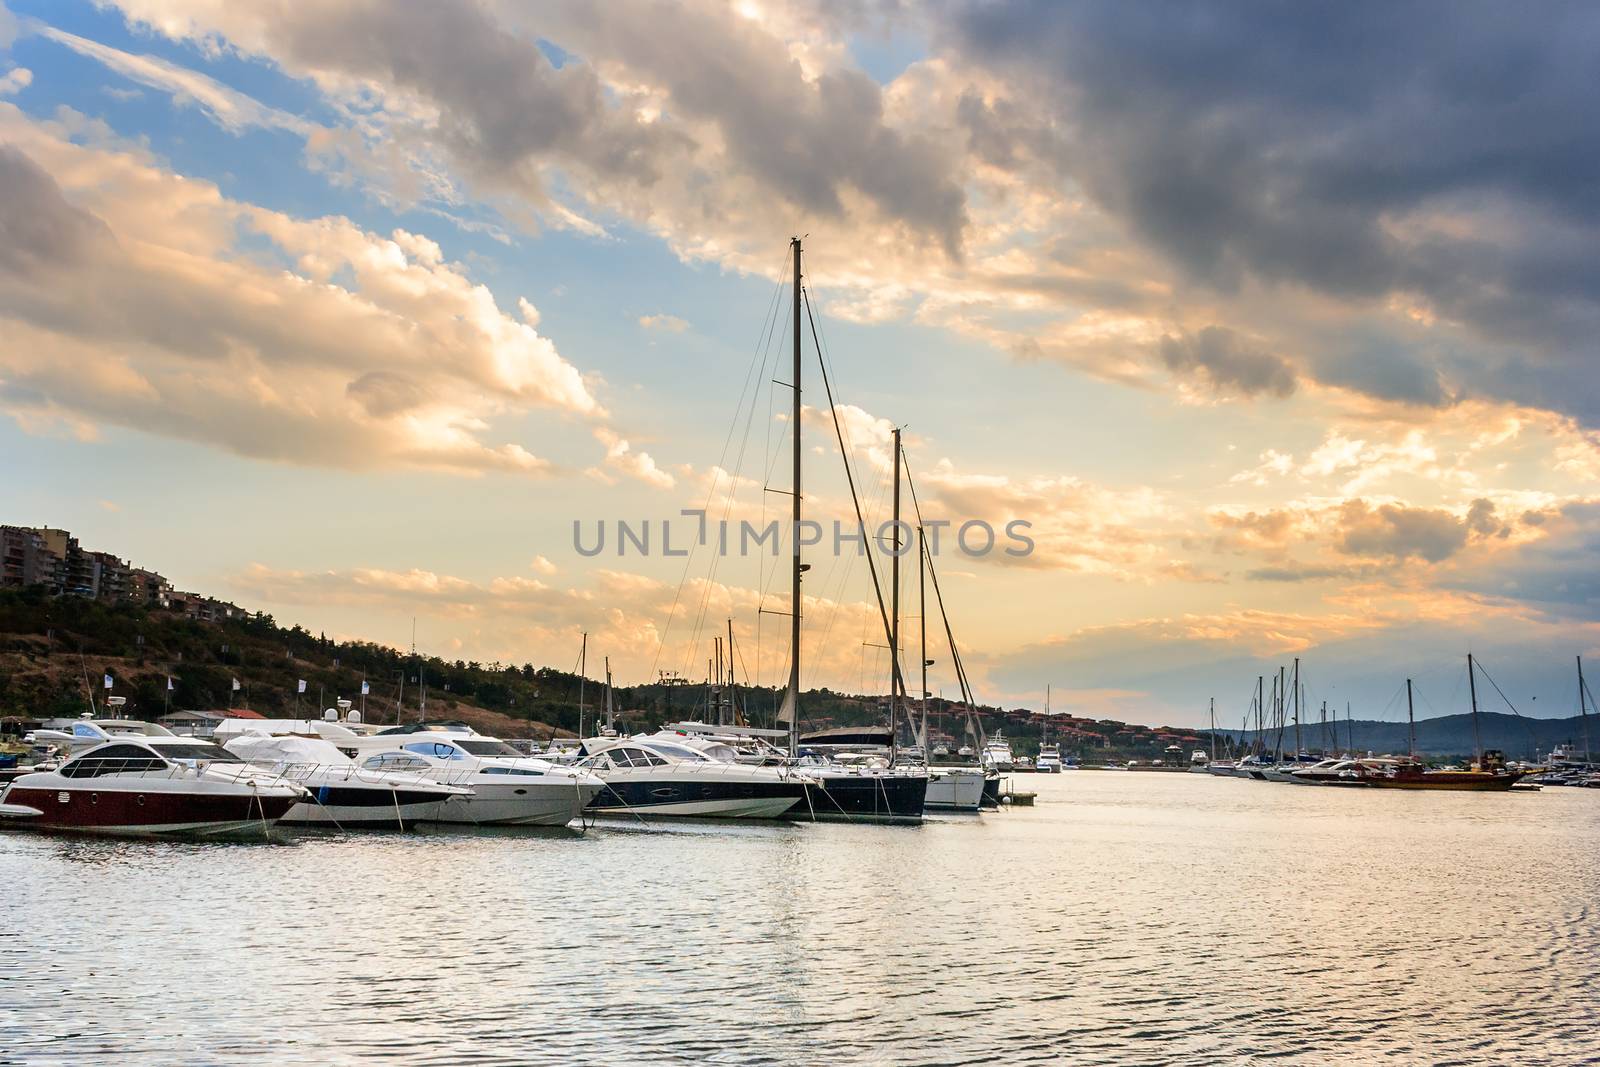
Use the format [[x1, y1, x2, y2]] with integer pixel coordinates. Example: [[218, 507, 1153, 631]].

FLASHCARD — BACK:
[[576, 737, 809, 819], [25, 717, 178, 756], [353, 730, 604, 826], [0, 736, 302, 837], [224, 733, 470, 828], [1036, 744, 1063, 773], [980, 733, 1016, 771]]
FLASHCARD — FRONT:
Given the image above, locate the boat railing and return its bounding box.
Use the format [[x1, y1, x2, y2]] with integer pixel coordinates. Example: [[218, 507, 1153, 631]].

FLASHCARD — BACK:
[[240, 759, 455, 788], [46, 757, 287, 783]]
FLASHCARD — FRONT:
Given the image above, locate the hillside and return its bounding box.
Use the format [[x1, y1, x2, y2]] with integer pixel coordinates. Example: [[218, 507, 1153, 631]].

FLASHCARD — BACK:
[[0, 586, 1192, 756]]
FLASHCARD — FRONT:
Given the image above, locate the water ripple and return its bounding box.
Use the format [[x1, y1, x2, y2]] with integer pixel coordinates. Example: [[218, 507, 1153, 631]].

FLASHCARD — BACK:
[[3, 774, 1598, 1064]]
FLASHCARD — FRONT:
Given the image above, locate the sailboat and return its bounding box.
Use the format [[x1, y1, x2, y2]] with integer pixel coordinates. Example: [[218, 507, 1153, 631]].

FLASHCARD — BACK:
[[775, 237, 928, 822], [1367, 654, 1525, 791]]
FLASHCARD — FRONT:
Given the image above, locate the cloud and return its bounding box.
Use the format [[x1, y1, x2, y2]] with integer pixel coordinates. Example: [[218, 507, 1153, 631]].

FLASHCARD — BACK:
[[638, 313, 689, 333], [1335, 501, 1472, 564], [0, 107, 598, 474], [591, 426, 675, 488], [104, 0, 968, 257], [1158, 325, 1295, 399], [943, 2, 1600, 423], [36, 25, 311, 136], [0, 66, 28, 96]]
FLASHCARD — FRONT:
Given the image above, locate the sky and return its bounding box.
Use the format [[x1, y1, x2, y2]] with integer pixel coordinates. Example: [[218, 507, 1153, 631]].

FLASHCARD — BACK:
[[1, 1, 1598, 729]]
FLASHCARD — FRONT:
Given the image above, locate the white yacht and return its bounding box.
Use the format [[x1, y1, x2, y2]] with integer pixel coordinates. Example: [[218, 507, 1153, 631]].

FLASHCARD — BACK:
[[352, 729, 604, 827], [0, 737, 303, 837], [25, 718, 177, 755], [576, 737, 809, 818], [1036, 743, 1063, 773], [980, 733, 1016, 771], [925, 767, 986, 810], [224, 734, 470, 829]]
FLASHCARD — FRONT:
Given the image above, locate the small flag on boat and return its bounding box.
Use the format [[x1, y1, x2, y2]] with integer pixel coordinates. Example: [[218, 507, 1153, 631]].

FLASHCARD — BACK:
[[297, 679, 307, 694], [166, 677, 174, 691], [232, 678, 242, 692], [103, 673, 113, 689], [360, 680, 370, 695]]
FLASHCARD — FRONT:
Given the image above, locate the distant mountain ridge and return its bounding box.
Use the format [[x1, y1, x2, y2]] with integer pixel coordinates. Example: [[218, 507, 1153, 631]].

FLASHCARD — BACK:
[[1223, 710, 1594, 760]]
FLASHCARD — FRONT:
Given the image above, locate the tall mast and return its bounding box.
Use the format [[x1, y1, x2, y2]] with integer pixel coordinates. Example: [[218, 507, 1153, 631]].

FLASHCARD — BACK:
[[1578, 656, 1591, 765], [1467, 652, 1483, 766], [1209, 697, 1216, 761], [604, 655, 613, 732], [578, 631, 587, 739], [890, 426, 902, 743], [1248, 681, 1260, 755], [785, 236, 803, 757], [1406, 677, 1416, 760], [919, 526, 929, 750], [1291, 658, 1301, 757]]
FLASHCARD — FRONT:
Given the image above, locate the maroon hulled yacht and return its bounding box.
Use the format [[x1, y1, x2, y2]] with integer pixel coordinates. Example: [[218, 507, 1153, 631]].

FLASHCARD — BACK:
[[0, 737, 304, 838]]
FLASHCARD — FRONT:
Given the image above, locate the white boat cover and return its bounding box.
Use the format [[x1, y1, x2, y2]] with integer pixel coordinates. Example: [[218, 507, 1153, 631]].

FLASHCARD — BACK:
[[224, 734, 353, 766]]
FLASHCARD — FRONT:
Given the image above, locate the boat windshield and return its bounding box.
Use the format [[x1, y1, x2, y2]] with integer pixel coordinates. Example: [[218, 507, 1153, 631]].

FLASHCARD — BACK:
[[151, 743, 243, 763], [640, 742, 707, 761], [451, 738, 524, 757]]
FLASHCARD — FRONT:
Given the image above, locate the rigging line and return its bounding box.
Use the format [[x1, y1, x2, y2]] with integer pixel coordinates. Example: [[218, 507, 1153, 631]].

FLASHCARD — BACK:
[[1472, 659, 1536, 726], [808, 465, 893, 693], [651, 255, 789, 681], [804, 288, 900, 700], [1472, 658, 1537, 746], [679, 275, 792, 682], [804, 456, 892, 692]]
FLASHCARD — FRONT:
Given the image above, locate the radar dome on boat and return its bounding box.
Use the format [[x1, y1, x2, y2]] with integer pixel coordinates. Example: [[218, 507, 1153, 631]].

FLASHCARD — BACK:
[[323, 707, 338, 721], [346, 709, 362, 724]]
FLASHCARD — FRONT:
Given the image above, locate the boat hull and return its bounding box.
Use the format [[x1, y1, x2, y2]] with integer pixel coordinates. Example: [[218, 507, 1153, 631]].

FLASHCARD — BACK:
[[925, 769, 986, 811], [280, 786, 462, 829], [1, 784, 298, 837], [802, 771, 927, 822], [425, 781, 599, 826], [587, 778, 805, 819], [1366, 773, 1522, 791]]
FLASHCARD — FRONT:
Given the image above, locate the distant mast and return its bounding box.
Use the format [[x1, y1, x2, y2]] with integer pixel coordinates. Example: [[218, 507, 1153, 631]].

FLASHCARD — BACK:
[[577, 631, 587, 739], [1578, 655, 1592, 765], [1406, 677, 1416, 760]]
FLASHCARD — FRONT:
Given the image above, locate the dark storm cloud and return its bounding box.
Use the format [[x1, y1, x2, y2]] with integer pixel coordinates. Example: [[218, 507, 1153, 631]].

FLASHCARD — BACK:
[[941, 1, 1600, 419], [1158, 325, 1295, 398]]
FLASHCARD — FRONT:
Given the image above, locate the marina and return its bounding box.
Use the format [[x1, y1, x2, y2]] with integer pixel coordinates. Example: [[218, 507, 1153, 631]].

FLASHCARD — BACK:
[[4, 771, 1597, 1064], [2, 2, 1598, 1063]]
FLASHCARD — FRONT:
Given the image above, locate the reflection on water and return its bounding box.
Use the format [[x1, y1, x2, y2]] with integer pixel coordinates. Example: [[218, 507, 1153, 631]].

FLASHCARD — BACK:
[[4, 774, 1598, 1065]]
